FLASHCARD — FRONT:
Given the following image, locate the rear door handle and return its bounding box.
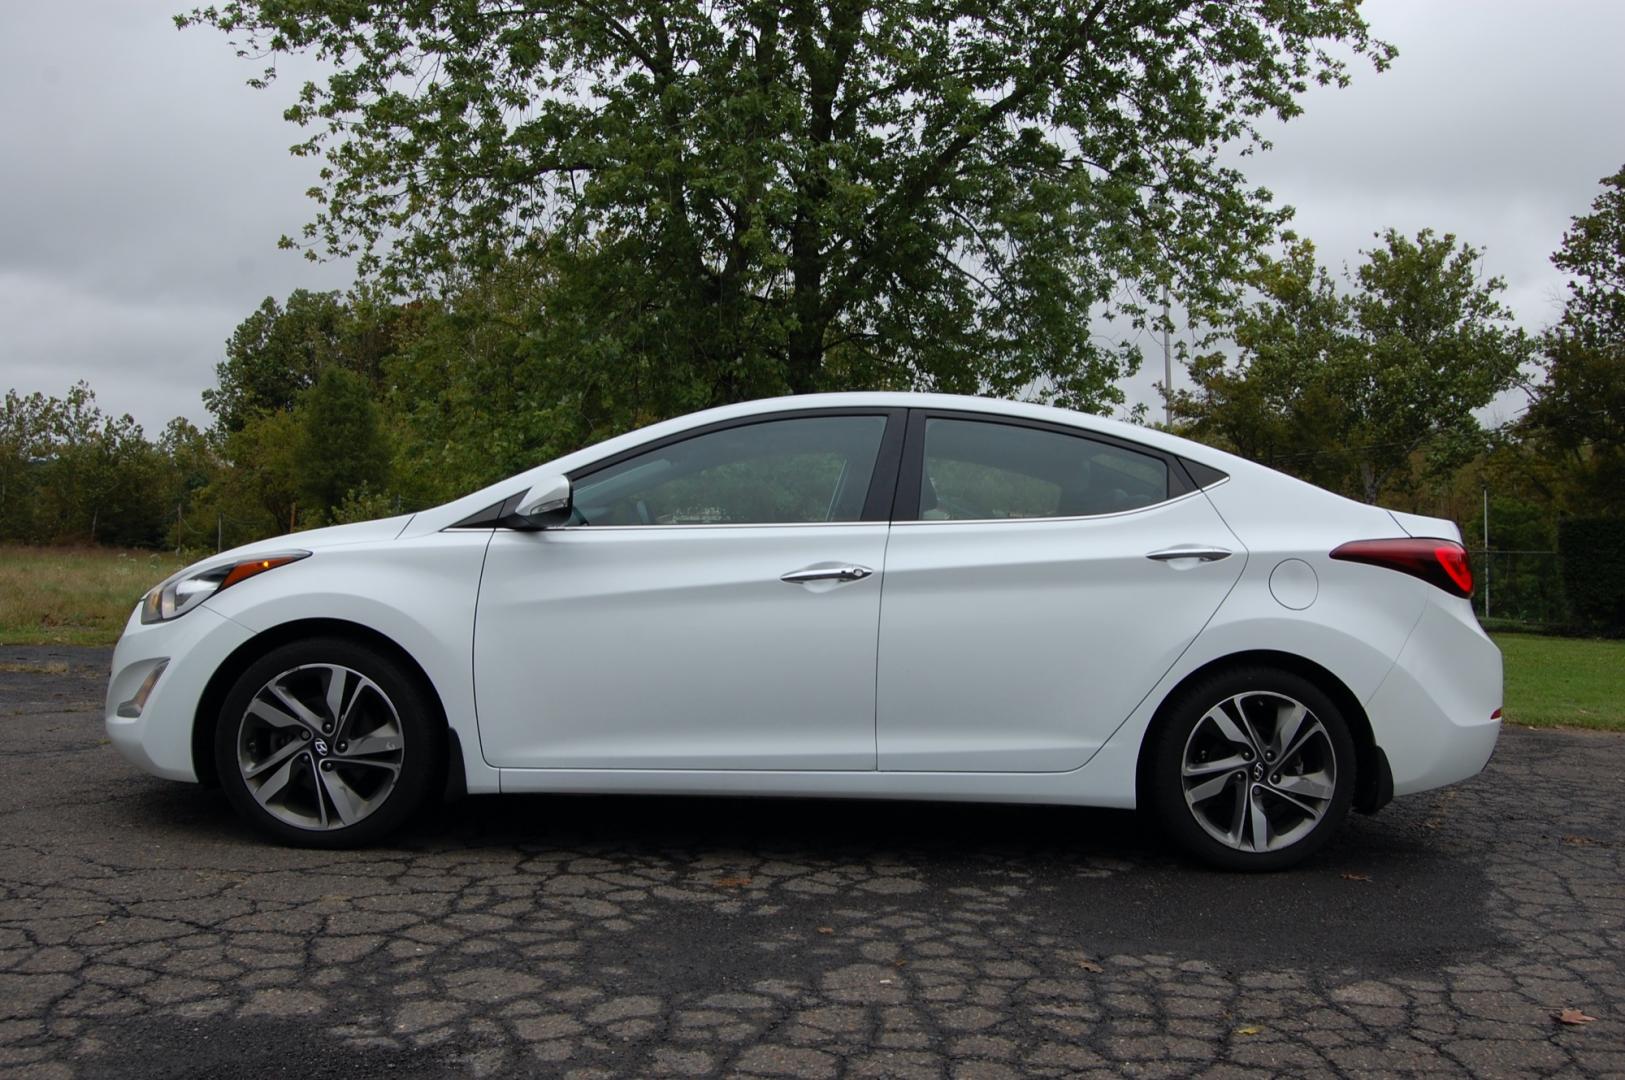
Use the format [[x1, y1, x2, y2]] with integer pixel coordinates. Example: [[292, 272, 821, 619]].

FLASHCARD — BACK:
[[780, 565, 873, 584], [1146, 547, 1232, 563]]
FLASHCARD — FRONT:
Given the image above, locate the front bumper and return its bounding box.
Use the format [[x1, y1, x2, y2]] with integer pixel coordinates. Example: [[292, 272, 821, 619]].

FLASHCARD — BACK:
[[105, 603, 255, 782], [1365, 598, 1502, 797]]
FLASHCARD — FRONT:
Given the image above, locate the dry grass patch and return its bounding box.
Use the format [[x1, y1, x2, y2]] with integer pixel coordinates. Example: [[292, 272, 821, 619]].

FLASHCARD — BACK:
[[0, 546, 190, 646]]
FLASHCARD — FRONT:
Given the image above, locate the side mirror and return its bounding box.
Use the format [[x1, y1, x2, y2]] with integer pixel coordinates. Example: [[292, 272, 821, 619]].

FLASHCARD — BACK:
[[499, 474, 572, 530]]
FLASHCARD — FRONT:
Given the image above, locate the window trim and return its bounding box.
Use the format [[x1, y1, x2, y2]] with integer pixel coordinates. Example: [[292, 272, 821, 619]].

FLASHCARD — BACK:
[[559, 407, 908, 529], [891, 409, 1200, 524]]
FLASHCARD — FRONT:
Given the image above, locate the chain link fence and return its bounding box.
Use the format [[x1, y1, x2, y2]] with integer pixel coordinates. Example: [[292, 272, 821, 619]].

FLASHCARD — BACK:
[[1471, 549, 1566, 632]]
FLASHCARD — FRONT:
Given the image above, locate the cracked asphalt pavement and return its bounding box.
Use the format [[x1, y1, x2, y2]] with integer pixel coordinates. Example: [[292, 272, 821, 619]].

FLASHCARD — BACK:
[[1, 645, 1621, 1078]]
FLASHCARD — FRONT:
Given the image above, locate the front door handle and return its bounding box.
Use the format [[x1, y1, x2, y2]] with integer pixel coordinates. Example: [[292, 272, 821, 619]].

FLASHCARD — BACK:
[[1146, 547, 1232, 563], [780, 565, 874, 584]]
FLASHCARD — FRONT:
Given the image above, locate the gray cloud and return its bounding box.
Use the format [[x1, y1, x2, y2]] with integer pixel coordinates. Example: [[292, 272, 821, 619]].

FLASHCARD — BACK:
[[2, 0, 1621, 433]]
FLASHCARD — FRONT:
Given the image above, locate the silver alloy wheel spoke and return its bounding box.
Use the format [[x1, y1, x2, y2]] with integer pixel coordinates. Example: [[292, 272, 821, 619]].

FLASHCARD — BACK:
[[318, 768, 367, 825], [268, 683, 325, 730], [1203, 704, 1252, 751], [253, 757, 297, 806], [1280, 720, 1327, 771], [246, 695, 307, 732], [243, 737, 305, 779], [1249, 789, 1272, 851], [1275, 771, 1334, 801], [340, 732, 398, 759], [236, 663, 405, 831], [1183, 753, 1250, 778], [1272, 702, 1308, 760], [1181, 690, 1336, 854], [1185, 771, 1237, 805], [324, 666, 351, 733]]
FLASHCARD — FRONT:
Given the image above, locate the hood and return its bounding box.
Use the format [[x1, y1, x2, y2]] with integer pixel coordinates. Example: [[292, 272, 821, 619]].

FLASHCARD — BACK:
[[218, 513, 416, 562]]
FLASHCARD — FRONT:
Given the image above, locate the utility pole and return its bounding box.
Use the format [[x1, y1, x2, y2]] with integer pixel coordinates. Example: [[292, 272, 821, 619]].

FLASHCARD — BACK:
[[1162, 287, 1173, 427]]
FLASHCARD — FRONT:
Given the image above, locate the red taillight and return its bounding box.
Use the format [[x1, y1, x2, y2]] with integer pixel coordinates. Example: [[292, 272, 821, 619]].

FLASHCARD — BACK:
[[1329, 538, 1473, 598]]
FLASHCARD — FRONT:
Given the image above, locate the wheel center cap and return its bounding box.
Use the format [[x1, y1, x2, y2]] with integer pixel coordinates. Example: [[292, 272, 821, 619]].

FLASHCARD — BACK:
[[313, 738, 329, 757], [1253, 763, 1264, 782]]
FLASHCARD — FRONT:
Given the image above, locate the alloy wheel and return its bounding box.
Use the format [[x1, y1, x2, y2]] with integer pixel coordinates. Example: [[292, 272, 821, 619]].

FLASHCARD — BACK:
[[1180, 690, 1337, 853], [235, 663, 406, 831]]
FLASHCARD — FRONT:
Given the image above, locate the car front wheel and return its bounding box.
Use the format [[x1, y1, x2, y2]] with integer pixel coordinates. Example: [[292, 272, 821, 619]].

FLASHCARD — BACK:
[[1148, 667, 1356, 870], [215, 638, 438, 847]]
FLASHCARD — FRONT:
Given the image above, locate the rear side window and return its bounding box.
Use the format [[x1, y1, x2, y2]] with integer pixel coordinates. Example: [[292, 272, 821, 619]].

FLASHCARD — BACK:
[[571, 415, 887, 525], [920, 418, 1171, 520]]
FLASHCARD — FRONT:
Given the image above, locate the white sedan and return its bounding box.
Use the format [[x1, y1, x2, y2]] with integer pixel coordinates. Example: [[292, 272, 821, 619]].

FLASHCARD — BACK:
[[106, 393, 1501, 869]]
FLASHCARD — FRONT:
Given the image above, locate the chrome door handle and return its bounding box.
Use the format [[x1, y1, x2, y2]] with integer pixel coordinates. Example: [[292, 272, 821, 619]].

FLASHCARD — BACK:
[[780, 565, 873, 584], [1146, 547, 1232, 563]]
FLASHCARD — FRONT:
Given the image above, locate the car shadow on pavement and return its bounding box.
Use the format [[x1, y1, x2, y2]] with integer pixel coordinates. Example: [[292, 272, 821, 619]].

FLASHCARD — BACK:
[[131, 780, 1504, 974]]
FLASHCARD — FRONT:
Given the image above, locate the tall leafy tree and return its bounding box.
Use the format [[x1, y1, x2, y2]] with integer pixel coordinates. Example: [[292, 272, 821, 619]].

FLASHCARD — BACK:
[[295, 366, 393, 515], [181, 0, 1392, 419], [1522, 166, 1625, 514], [206, 286, 413, 433], [206, 289, 347, 433], [1173, 230, 1533, 504]]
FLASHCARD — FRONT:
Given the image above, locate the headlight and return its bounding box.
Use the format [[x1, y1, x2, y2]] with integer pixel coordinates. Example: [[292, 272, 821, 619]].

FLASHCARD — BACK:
[[140, 552, 310, 624]]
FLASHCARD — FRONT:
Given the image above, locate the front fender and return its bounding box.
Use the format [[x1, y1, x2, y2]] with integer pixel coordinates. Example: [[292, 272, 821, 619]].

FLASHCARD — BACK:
[[200, 529, 500, 793]]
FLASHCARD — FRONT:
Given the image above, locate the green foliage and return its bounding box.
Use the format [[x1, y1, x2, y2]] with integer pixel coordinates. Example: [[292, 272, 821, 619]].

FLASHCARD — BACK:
[[192, 408, 304, 543], [327, 484, 400, 526], [1173, 230, 1534, 503], [180, 0, 1392, 419], [1521, 166, 1625, 515], [205, 286, 415, 433], [295, 367, 393, 515], [1557, 517, 1625, 636], [0, 384, 171, 546]]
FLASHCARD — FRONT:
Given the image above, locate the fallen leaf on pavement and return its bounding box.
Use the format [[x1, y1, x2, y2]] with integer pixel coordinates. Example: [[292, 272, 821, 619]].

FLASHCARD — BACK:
[[1078, 959, 1104, 973], [1555, 1008, 1597, 1025], [816, 926, 834, 935], [1563, 836, 1596, 846], [1235, 1025, 1262, 1036], [1341, 872, 1371, 882], [713, 876, 752, 888]]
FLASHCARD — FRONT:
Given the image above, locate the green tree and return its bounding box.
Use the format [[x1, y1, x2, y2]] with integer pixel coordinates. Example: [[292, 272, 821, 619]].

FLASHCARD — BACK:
[[295, 367, 392, 516], [1173, 230, 1534, 504], [202, 409, 305, 539], [205, 290, 347, 433], [182, 0, 1392, 420], [0, 390, 57, 542], [1521, 166, 1625, 514], [205, 286, 413, 433]]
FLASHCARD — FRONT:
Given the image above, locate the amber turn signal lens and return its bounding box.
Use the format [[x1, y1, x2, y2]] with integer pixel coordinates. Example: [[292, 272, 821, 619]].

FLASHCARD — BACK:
[[220, 556, 302, 590]]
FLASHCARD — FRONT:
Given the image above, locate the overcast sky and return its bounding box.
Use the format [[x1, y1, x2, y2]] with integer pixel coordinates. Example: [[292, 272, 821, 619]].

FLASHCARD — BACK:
[[3, 0, 1623, 434]]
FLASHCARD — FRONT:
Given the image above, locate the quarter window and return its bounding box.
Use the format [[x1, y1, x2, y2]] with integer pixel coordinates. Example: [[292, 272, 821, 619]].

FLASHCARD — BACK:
[[920, 418, 1170, 520], [571, 415, 888, 526]]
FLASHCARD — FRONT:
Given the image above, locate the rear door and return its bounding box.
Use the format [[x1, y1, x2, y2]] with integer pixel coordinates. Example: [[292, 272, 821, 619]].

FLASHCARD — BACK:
[[876, 412, 1243, 772]]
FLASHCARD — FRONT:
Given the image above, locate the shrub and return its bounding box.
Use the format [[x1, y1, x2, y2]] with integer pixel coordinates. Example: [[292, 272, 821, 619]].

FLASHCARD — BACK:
[[1558, 517, 1625, 636]]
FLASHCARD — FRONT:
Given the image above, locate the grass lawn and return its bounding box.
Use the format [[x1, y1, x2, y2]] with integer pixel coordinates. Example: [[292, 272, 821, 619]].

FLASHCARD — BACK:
[[1492, 632, 1625, 732], [0, 546, 189, 647], [2, 545, 1621, 731]]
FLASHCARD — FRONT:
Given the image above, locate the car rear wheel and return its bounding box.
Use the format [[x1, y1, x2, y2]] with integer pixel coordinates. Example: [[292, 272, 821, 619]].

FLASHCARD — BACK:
[[215, 638, 438, 847], [1148, 667, 1355, 870]]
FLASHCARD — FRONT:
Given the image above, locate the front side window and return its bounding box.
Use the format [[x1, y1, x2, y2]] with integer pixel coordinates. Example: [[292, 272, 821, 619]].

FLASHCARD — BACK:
[[920, 418, 1170, 520], [571, 415, 888, 526]]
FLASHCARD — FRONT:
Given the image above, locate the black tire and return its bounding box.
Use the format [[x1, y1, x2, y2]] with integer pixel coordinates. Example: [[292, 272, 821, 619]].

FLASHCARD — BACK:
[[215, 637, 440, 848], [1147, 666, 1356, 871]]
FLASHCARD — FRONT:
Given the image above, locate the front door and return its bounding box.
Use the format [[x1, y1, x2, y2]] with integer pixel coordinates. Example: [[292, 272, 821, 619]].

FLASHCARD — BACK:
[[474, 411, 901, 770]]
